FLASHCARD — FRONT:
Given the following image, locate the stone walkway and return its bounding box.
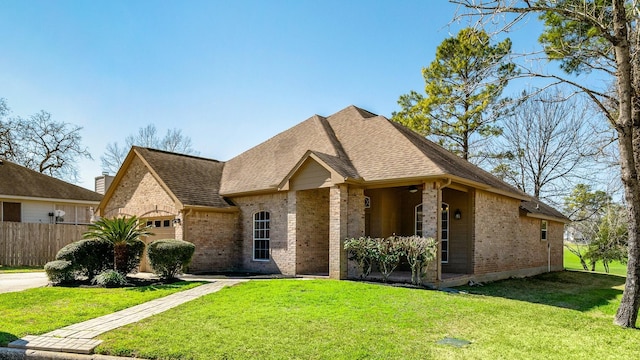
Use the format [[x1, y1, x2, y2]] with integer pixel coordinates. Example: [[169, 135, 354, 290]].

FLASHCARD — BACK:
[[8, 279, 246, 355]]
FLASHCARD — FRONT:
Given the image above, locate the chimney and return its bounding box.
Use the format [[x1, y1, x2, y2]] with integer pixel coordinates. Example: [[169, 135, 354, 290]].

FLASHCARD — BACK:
[[95, 174, 115, 195]]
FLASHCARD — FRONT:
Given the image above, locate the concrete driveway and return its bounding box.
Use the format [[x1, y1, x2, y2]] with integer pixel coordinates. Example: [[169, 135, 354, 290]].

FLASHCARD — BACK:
[[0, 272, 48, 294]]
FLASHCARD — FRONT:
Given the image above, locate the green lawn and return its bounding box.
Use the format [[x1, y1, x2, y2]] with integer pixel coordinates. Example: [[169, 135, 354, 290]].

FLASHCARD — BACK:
[[0, 265, 44, 273], [96, 273, 639, 360], [0, 282, 203, 346], [563, 245, 627, 276]]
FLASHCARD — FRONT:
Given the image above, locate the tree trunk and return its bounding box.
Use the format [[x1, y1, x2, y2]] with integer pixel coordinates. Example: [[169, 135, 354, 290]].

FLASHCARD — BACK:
[[114, 243, 129, 275], [580, 258, 589, 271], [613, 0, 640, 328]]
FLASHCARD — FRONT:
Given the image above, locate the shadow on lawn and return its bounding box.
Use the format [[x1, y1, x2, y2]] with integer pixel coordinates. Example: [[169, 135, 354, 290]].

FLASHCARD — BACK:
[[0, 331, 18, 347], [457, 270, 625, 313]]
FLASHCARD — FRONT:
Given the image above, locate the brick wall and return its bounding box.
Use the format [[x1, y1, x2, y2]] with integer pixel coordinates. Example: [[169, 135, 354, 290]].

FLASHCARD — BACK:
[[474, 190, 564, 275], [232, 192, 292, 274], [296, 188, 329, 274], [184, 210, 240, 273], [102, 156, 177, 218]]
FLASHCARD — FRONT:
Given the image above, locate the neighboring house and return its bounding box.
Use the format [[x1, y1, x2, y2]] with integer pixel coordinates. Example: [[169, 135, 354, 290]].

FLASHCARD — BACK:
[[98, 106, 568, 285], [0, 160, 102, 224]]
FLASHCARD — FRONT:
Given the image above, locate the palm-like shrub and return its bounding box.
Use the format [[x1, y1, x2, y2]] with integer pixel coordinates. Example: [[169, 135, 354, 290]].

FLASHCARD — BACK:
[[83, 216, 152, 275]]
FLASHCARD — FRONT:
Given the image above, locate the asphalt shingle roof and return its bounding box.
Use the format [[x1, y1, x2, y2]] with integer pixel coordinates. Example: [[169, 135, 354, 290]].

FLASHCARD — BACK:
[[221, 105, 531, 199], [133, 147, 232, 208], [520, 198, 569, 222], [0, 160, 102, 202], [128, 106, 565, 221]]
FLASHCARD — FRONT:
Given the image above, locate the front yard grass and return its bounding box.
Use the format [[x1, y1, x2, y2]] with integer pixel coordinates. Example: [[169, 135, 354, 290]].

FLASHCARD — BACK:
[[96, 272, 639, 360], [0, 281, 202, 346]]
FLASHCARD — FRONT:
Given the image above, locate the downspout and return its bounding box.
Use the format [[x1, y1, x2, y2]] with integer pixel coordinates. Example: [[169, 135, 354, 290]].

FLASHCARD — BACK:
[[548, 241, 551, 273], [440, 177, 452, 190]]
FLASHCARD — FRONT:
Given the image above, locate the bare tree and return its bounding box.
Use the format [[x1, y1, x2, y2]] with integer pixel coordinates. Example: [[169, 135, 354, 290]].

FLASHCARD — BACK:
[[0, 99, 92, 182], [491, 89, 602, 202], [452, 0, 640, 328], [101, 124, 198, 174]]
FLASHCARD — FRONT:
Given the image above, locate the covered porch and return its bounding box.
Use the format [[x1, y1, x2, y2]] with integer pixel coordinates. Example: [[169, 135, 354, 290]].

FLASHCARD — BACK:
[[362, 181, 475, 284]]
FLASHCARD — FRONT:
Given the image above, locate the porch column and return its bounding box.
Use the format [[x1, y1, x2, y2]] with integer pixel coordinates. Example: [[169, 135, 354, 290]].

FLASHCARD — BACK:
[[422, 181, 441, 282], [347, 186, 365, 278], [329, 184, 348, 279], [287, 191, 297, 275]]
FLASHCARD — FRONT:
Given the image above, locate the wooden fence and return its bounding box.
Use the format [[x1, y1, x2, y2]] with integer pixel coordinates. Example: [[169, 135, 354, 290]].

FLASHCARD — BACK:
[[0, 222, 89, 266]]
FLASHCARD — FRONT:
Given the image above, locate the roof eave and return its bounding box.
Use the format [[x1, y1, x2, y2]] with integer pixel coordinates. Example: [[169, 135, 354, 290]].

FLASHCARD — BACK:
[[182, 204, 239, 213], [524, 212, 571, 224], [0, 195, 100, 205]]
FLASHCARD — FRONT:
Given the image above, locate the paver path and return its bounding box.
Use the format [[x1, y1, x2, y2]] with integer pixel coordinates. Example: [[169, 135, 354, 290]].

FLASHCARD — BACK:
[[8, 279, 246, 355]]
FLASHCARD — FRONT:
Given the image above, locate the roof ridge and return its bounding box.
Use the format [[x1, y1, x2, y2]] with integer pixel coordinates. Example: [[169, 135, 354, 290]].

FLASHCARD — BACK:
[[133, 146, 224, 163], [351, 105, 378, 118], [315, 116, 358, 177]]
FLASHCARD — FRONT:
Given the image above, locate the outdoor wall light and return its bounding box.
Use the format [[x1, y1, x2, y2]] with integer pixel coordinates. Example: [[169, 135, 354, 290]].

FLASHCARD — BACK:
[[172, 218, 181, 226], [454, 209, 462, 220], [408, 185, 419, 193]]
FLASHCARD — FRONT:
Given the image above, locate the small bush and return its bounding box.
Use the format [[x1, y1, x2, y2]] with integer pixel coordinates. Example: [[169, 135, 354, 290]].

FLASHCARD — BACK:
[[44, 260, 74, 284], [147, 239, 195, 279], [124, 239, 146, 275], [56, 238, 113, 279], [345, 237, 377, 278], [400, 235, 437, 285], [375, 236, 404, 282], [93, 269, 128, 288]]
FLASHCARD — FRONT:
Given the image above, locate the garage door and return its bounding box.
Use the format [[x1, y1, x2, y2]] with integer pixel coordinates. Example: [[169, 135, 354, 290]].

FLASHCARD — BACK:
[[140, 217, 176, 272]]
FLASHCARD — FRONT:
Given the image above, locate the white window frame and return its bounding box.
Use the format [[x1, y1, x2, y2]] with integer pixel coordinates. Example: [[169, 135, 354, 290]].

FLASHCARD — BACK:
[[541, 220, 548, 241], [415, 204, 423, 237], [253, 211, 270, 261], [441, 202, 449, 264]]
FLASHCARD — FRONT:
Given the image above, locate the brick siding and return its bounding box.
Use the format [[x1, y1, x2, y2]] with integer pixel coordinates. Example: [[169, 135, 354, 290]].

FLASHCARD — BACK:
[[184, 210, 240, 273]]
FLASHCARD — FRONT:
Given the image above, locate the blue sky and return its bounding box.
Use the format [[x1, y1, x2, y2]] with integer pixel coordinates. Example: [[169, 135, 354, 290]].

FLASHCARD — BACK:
[[1, 0, 552, 190]]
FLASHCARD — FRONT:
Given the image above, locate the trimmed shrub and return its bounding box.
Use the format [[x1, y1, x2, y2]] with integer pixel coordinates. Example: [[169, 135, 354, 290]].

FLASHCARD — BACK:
[[124, 239, 146, 275], [345, 236, 377, 278], [345, 235, 438, 284], [400, 236, 437, 285], [93, 269, 128, 287], [374, 236, 404, 282], [56, 238, 113, 279], [44, 260, 74, 284], [147, 239, 196, 279]]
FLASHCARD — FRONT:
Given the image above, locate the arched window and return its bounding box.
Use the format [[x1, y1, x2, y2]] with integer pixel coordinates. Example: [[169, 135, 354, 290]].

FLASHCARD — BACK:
[[253, 211, 270, 261]]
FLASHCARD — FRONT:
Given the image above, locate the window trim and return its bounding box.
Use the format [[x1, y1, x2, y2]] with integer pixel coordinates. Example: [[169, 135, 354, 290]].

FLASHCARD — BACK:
[[441, 202, 449, 264], [541, 220, 548, 241], [415, 203, 423, 237], [253, 211, 271, 261]]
